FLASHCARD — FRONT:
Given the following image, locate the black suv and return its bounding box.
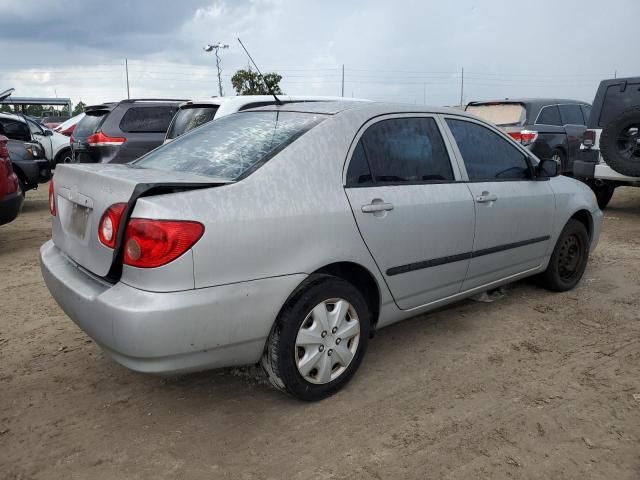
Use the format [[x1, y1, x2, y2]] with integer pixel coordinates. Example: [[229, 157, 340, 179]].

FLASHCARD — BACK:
[[466, 98, 591, 175], [71, 99, 185, 164]]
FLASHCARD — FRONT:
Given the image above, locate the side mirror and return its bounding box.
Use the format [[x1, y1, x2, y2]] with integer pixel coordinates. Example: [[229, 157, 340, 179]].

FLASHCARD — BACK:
[[43, 129, 54, 137], [537, 158, 559, 178]]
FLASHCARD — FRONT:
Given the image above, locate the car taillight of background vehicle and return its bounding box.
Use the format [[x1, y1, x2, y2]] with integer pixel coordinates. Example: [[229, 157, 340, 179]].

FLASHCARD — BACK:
[[123, 219, 204, 268], [582, 130, 596, 149], [87, 132, 126, 147], [98, 203, 127, 248], [48, 181, 56, 216], [508, 130, 539, 146]]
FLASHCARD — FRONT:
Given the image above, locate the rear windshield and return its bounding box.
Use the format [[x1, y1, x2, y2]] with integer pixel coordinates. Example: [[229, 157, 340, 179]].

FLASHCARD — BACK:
[[119, 106, 178, 133], [166, 105, 219, 140], [74, 111, 108, 138], [466, 103, 526, 126], [133, 111, 326, 180]]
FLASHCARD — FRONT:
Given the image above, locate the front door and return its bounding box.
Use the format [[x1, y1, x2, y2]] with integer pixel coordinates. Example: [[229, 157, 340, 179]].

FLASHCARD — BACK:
[[344, 115, 476, 310], [444, 117, 556, 291], [559, 104, 588, 171]]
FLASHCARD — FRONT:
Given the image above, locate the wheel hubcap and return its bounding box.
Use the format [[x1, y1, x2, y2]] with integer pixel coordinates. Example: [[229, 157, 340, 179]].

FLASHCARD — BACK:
[[295, 298, 361, 385], [558, 234, 584, 281]]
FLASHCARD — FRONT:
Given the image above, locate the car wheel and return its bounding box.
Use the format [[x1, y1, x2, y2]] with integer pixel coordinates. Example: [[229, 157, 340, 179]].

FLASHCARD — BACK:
[[54, 148, 72, 167], [261, 274, 370, 401], [600, 107, 640, 177], [538, 219, 590, 292], [18, 178, 26, 198], [550, 149, 566, 174], [589, 182, 615, 209]]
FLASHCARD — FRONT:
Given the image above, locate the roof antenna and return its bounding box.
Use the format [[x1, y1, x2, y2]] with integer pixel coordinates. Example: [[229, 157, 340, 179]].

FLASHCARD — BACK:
[[237, 38, 282, 105]]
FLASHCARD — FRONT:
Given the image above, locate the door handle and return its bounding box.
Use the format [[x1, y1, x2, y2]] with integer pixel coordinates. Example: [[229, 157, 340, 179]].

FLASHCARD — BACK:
[[362, 202, 394, 213], [475, 191, 498, 203]]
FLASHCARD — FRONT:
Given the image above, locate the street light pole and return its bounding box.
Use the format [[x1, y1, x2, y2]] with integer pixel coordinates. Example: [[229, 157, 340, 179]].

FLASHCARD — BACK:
[[204, 42, 229, 97]]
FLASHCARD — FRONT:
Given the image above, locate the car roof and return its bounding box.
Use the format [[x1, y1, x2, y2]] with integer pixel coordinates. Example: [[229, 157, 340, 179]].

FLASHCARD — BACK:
[[246, 100, 479, 118], [468, 98, 589, 108], [0, 112, 27, 124], [177, 95, 370, 108]]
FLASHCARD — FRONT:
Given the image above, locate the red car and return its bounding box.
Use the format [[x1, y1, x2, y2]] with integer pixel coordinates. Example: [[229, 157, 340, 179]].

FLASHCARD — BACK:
[[0, 135, 23, 225]]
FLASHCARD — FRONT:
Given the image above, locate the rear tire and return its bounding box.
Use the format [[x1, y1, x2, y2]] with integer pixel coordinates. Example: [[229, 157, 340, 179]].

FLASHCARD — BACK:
[[261, 274, 370, 401], [600, 107, 640, 177], [590, 182, 615, 209], [550, 149, 567, 174], [54, 148, 72, 168], [538, 219, 590, 292]]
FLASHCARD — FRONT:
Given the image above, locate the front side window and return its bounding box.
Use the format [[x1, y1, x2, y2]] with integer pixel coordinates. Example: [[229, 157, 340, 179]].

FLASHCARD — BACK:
[[357, 117, 454, 184], [559, 104, 585, 125], [134, 111, 326, 180], [536, 105, 562, 126], [26, 119, 43, 136], [0, 119, 30, 141], [446, 119, 531, 181], [119, 106, 179, 133]]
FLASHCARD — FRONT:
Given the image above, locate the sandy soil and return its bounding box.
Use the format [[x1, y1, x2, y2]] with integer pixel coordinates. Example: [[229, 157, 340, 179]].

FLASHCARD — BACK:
[[1, 184, 639, 479]]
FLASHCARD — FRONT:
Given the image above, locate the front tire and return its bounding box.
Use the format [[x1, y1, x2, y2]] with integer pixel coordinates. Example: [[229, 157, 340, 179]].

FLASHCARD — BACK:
[[262, 274, 371, 401], [590, 182, 615, 209], [539, 219, 590, 292]]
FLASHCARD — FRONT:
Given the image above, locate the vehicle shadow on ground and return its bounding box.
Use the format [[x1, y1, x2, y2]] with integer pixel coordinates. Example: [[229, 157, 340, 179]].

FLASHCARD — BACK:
[[21, 196, 49, 213]]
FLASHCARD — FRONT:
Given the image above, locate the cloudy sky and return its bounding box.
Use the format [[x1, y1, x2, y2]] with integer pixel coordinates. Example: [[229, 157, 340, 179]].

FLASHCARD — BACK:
[[1, 0, 639, 109]]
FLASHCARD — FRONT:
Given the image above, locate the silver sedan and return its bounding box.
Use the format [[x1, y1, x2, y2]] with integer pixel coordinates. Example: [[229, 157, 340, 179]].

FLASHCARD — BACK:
[[41, 102, 602, 401]]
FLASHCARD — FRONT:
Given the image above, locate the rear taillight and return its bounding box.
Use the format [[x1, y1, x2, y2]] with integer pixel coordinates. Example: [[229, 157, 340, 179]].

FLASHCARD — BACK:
[[583, 130, 596, 149], [69, 135, 74, 144], [49, 181, 56, 216], [123, 219, 204, 268], [87, 131, 126, 147], [98, 203, 127, 248], [508, 130, 538, 146]]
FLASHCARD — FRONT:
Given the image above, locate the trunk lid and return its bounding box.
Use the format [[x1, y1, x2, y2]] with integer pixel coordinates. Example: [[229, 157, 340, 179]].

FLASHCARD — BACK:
[[52, 163, 228, 278]]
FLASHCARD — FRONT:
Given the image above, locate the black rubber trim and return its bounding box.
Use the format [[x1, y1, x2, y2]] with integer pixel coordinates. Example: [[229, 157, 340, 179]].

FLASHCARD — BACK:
[[386, 235, 550, 276]]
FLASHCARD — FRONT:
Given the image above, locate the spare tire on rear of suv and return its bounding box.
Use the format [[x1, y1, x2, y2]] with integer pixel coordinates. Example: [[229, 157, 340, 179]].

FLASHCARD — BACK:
[[600, 107, 640, 177]]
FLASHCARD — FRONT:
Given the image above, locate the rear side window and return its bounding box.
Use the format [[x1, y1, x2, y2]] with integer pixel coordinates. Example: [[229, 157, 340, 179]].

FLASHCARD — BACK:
[[119, 106, 178, 133], [346, 141, 373, 186], [465, 103, 526, 126], [166, 106, 219, 140], [0, 119, 30, 141], [357, 117, 454, 184], [447, 119, 530, 181], [536, 105, 562, 126], [74, 112, 107, 138], [133, 111, 326, 180], [559, 104, 585, 125]]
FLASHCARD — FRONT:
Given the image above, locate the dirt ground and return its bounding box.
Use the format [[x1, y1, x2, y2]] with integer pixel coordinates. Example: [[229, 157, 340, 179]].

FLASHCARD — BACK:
[[1, 184, 639, 480]]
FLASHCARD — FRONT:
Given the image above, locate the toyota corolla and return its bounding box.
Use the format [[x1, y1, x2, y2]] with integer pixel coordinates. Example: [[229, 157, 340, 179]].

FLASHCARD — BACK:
[[41, 101, 602, 401]]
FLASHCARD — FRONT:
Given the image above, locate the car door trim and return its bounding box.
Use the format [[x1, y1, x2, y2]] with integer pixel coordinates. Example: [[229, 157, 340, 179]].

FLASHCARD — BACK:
[[386, 235, 550, 276]]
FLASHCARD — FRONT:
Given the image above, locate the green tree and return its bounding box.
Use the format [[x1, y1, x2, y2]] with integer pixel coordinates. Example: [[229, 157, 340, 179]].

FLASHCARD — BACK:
[[231, 68, 283, 95], [72, 101, 86, 115], [25, 105, 44, 117], [0, 104, 12, 113]]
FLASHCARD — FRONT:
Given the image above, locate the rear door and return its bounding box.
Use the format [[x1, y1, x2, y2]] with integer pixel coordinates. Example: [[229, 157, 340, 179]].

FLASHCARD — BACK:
[[108, 105, 179, 163], [344, 115, 475, 310], [443, 116, 555, 291]]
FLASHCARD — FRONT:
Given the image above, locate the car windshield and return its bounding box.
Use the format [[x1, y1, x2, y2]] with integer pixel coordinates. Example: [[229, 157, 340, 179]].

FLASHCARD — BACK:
[[166, 105, 220, 140], [133, 111, 326, 180], [466, 103, 526, 126]]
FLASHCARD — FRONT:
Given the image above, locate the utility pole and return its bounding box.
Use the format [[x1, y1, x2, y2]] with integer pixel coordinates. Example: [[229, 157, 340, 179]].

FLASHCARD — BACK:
[[204, 43, 229, 97], [459, 67, 464, 107], [125, 58, 130, 99], [341, 64, 345, 97], [614, 69, 617, 79]]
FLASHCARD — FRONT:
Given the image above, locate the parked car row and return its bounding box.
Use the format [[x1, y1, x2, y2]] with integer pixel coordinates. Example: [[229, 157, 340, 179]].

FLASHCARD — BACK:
[[41, 100, 602, 401]]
